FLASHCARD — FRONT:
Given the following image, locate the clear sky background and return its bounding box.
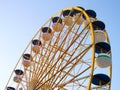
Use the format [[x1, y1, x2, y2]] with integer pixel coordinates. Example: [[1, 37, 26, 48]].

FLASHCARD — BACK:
[[0, 0, 119, 90]]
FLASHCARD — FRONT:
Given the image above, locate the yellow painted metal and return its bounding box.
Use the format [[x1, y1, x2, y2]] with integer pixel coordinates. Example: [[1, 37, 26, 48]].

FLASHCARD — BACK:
[[73, 6, 95, 90], [5, 6, 112, 90], [104, 30, 112, 90]]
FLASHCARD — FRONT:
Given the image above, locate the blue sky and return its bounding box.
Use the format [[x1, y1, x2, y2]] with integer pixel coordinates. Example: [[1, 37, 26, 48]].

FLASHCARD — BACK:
[[0, 0, 120, 90]]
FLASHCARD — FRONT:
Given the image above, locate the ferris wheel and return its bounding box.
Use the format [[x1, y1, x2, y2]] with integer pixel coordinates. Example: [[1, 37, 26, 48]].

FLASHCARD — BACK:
[[5, 6, 112, 90]]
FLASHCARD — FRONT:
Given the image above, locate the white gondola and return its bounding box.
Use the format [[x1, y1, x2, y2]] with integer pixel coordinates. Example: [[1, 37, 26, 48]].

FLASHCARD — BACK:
[[13, 76, 22, 83], [22, 54, 32, 67], [73, 13, 84, 25], [82, 9, 96, 29], [63, 15, 73, 26], [41, 27, 53, 41], [32, 39, 41, 53], [32, 45, 40, 53], [52, 23, 63, 32], [7, 87, 15, 90], [22, 59, 31, 67], [95, 53, 112, 68], [41, 33, 53, 41], [82, 17, 96, 29], [13, 69, 23, 83], [52, 16, 63, 32], [62, 10, 74, 26], [94, 30, 106, 43]]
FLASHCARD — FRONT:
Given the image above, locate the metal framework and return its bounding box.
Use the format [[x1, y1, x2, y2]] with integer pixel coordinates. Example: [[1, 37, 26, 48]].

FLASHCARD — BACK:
[[5, 6, 112, 90]]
